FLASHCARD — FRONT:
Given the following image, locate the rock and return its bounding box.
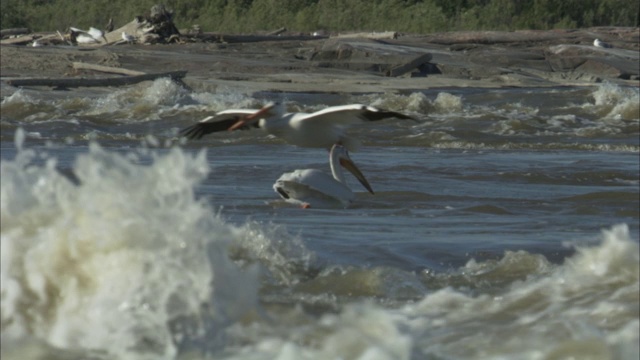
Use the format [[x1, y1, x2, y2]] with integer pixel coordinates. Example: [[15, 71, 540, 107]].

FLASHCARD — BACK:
[[308, 39, 433, 77], [547, 44, 639, 79]]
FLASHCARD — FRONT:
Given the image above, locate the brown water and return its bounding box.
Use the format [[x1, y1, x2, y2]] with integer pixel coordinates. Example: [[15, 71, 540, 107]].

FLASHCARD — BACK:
[[1, 80, 638, 359]]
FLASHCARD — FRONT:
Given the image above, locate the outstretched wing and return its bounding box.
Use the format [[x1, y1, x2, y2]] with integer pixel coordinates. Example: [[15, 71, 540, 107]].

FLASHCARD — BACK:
[[296, 104, 416, 126], [179, 109, 261, 140]]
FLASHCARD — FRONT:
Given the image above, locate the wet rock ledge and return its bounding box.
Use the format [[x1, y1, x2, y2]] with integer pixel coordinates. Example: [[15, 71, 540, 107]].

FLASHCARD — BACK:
[[1, 27, 638, 93]]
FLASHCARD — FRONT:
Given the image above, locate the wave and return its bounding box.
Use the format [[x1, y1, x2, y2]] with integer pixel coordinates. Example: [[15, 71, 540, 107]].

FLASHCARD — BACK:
[[210, 225, 639, 360], [1, 136, 638, 359], [0, 132, 310, 359]]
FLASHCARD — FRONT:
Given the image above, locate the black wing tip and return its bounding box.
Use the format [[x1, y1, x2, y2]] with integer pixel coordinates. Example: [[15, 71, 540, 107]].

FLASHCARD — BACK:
[[364, 107, 418, 122], [179, 124, 206, 140]]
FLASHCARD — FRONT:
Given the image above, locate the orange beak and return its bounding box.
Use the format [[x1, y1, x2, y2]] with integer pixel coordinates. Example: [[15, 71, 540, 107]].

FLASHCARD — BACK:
[[339, 157, 374, 194], [228, 103, 275, 131]]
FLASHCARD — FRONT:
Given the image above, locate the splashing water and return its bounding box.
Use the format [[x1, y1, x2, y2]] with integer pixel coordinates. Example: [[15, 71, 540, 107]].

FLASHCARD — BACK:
[[589, 82, 640, 120], [0, 139, 269, 359]]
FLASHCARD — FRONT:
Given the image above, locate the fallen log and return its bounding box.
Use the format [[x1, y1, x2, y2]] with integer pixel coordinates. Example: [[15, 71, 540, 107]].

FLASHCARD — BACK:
[[1, 28, 31, 37], [333, 31, 398, 40], [266, 27, 287, 36], [6, 70, 187, 89], [0, 35, 36, 45], [72, 62, 146, 76], [200, 33, 325, 43]]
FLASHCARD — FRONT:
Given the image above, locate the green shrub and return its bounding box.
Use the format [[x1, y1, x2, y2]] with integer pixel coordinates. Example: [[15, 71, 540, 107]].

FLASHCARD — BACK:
[[2, 0, 637, 34]]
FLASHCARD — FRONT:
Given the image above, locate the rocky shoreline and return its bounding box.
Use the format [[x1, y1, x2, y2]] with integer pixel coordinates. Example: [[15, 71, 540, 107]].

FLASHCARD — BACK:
[[1, 27, 638, 94]]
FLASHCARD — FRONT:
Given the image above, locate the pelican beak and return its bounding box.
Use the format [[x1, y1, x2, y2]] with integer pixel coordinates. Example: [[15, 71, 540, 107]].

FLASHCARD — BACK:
[[228, 103, 275, 131], [339, 157, 374, 194]]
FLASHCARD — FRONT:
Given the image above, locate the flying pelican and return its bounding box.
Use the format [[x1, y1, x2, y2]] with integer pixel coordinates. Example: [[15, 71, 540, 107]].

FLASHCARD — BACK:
[[273, 143, 374, 208], [180, 102, 416, 151]]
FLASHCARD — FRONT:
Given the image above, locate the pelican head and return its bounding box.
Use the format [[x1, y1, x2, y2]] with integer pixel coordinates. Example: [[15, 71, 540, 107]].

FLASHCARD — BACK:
[[331, 143, 374, 194]]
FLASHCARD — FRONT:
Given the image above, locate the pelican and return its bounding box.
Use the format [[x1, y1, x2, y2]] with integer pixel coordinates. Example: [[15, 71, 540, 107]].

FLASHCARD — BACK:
[[180, 102, 416, 151], [593, 39, 612, 48], [70, 26, 107, 44], [88, 27, 107, 43], [273, 143, 374, 208]]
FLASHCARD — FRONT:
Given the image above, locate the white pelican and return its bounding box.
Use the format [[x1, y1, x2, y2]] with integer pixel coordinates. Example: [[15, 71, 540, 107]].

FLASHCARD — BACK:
[[593, 39, 612, 48], [74, 33, 99, 44], [70, 26, 107, 44], [273, 143, 374, 208], [180, 102, 416, 151], [88, 27, 107, 43]]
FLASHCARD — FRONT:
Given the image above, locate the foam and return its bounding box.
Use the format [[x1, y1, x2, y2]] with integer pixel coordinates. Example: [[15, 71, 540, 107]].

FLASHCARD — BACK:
[[1, 140, 264, 359]]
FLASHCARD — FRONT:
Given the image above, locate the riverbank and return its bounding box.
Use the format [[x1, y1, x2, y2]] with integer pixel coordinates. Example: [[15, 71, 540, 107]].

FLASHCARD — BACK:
[[1, 27, 638, 94]]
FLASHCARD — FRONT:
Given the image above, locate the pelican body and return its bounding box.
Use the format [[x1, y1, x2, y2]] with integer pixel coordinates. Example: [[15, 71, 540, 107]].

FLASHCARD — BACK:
[[180, 102, 415, 151], [593, 39, 612, 48], [273, 144, 374, 208], [70, 26, 107, 44]]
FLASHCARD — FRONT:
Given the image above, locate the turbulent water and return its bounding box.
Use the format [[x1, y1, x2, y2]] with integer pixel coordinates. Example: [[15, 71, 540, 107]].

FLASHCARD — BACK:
[[1, 78, 639, 360]]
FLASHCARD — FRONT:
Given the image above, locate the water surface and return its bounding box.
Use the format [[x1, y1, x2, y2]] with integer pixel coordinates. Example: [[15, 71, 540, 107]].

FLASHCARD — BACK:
[[1, 80, 638, 359]]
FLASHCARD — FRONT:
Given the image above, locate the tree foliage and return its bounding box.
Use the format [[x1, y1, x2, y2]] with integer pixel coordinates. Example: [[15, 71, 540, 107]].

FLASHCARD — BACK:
[[2, 0, 637, 33]]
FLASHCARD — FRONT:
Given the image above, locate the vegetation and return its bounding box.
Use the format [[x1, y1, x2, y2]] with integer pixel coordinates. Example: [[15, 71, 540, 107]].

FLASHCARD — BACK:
[[2, 0, 638, 34]]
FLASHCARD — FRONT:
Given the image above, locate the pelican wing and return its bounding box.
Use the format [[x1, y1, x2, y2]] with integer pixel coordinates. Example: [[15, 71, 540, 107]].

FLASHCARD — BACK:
[[88, 27, 106, 42], [297, 104, 416, 126], [179, 109, 261, 140]]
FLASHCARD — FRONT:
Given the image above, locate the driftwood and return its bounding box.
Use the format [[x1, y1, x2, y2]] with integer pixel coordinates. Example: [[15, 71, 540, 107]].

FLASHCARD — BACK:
[[266, 27, 287, 36], [333, 31, 398, 40], [72, 62, 146, 76], [201, 33, 325, 43], [147, 4, 180, 38], [1, 28, 31, 37], [0, 32, 70, 46], [6, 70, 187, 89], [0, 35, 36, 45]]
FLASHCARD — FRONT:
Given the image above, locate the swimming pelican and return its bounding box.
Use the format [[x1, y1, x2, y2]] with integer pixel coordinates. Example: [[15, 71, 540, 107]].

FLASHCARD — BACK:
[[273, 143, 374, 208], [180, 102, 416, 151]]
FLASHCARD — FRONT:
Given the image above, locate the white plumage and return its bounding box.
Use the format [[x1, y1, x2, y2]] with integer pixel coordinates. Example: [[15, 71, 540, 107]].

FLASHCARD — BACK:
[[180, 102, 415, 151], [70, 26, 107, 44], [122, 32, 135, 44], [273, 143, 374, 208], [593, 39, 612, 48]]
